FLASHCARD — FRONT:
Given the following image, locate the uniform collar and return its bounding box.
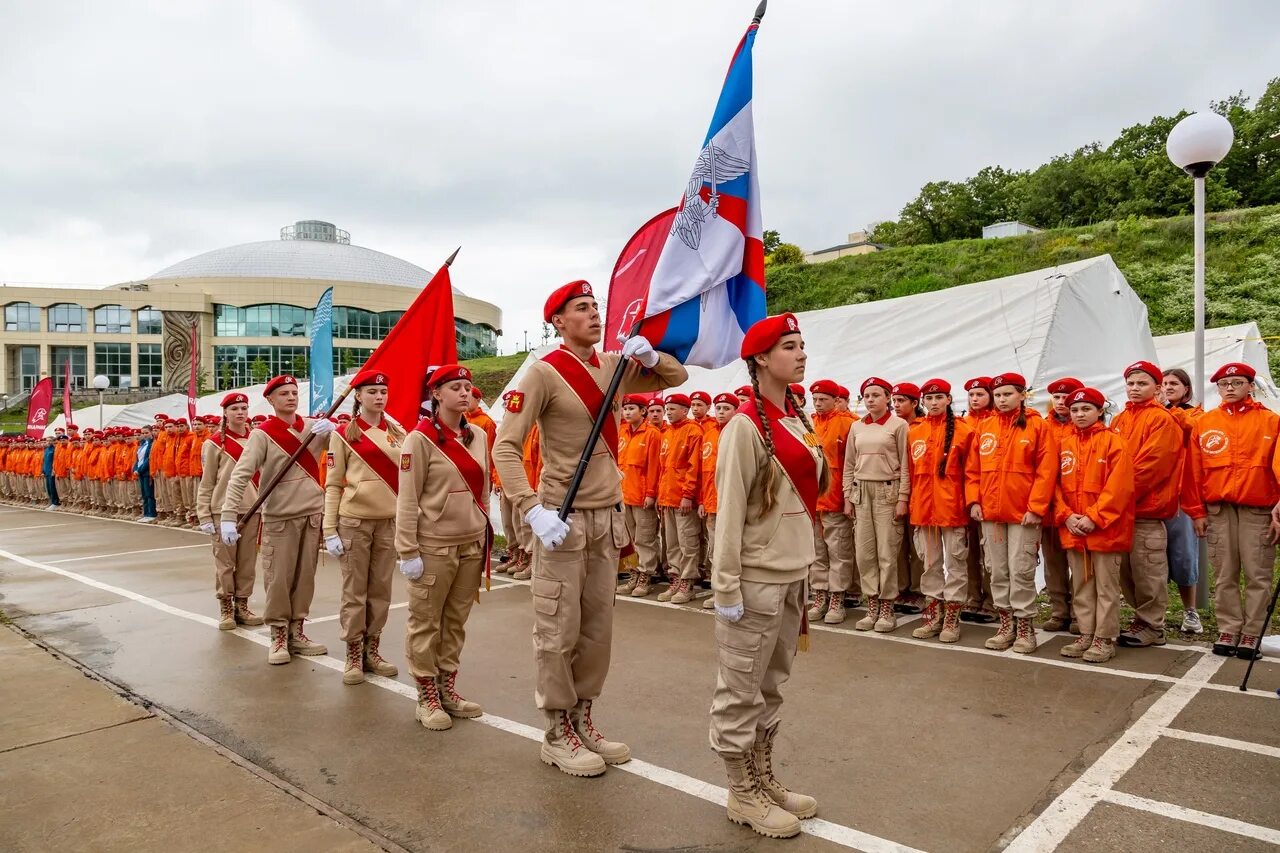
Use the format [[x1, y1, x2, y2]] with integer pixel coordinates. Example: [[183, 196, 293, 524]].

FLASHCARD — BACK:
[[558, 343, 600, 369], [1221, 398, 1258, 416], [863, 411, 891, 426]]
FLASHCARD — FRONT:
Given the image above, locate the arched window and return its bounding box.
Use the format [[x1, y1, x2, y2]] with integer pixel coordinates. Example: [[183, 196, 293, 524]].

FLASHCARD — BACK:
[[137, 307, 163, 335], [94, 304, 131, 334], [3, 301, 39, 332], [48, 303, 87, 333]]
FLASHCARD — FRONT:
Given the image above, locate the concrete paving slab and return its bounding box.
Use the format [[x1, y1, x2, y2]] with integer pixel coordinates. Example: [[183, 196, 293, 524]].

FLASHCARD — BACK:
[[1172, 690, 1280, 749], [1060, 801, 1277, 852], [1208, 655, 1280, 694]]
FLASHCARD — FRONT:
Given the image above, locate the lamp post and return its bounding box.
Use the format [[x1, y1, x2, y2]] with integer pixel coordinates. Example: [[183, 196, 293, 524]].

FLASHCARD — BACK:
[[92, 374, 110, 429], [1166, 110, 1234, 607]]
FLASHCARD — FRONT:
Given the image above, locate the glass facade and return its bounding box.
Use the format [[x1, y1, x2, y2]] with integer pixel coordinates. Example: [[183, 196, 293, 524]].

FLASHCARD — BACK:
[[456, 319, 498, 360], [48, 303, 87, 333], [333, 307, 403, 340], [138, 343, 162, 388], [4, 302, 39, 332], [51, 346, 87, 389], [94, 343, 132, 386], [93, 304, 131, 334], [215, 303, 313, 338], [214, 345, 311, 389], [17, 346, 39, 391], [137, 307, 163, 335]]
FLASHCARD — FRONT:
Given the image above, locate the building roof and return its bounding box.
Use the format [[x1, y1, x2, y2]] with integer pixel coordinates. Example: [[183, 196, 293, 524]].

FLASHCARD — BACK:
[[809, 240, 886, 255], [146, 239, 439, 289]]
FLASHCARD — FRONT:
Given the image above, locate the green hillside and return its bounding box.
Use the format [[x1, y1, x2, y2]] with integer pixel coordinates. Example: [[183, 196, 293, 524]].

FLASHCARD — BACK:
[[767, 204, 1280, 375]]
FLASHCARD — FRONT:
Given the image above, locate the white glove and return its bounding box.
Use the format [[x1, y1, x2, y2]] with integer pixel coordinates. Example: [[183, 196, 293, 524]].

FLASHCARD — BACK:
[[716, 602, 745, 622], [199, 522, 215, 535], [309, 418, 336, 438], [525, 505, 571, 550], [220, 521, 240, 545], [325, 535, 345, 557], [621, 335, 660, 368], [399, 556, 423, 580]]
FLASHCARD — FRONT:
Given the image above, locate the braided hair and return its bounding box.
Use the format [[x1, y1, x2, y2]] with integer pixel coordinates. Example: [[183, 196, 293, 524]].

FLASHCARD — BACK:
[[784, 384, 831, 496], [217, 414, 228, 449], [937, 405, 957, 479], [1015, 400, 1027, 429], [344, 391, 408, 445], [430, 387, 474, 447], [747, 360, 779, 518]]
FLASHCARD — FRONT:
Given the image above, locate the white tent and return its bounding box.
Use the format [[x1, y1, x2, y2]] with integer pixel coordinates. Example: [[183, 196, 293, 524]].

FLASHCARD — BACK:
[[1152, 322, 1279, 411], [495, 255, 1157, 413]]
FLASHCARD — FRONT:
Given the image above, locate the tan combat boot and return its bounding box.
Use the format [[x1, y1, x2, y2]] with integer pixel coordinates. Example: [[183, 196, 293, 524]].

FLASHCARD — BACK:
[[288, 620, 327, 656], [671, 578, 697, 604], [234, 598, 264, 626], [723, 754, 801, 838], [631, 572, 651, 597], [540, 710, 606, 777], [511, 552, 533, 581], [363, 634, 398, 677], [343, 640, 365, 685], [854, 597, 879, 631], [938, 602, 963, 644], [985, 609, 1015, 650], [912, 598, 943, 639], [702, 596, 716, 609], [414, 676, 452, 730], [267, 625, 291, 665], [1060, 633, 1093, 659], [806, 590, 829, 622], [752, 722, 817, 819], [571, 700, 631, 764], [616, 569, 641, 595], [656, 577, 682, 603], [1012, 617, 1038, 654], [874, 598, 897, 633], [1082, 637, 1116, 663], [217, 596, 236, 631], [824, 593, 846, 625], [438, 670, 483, 718]]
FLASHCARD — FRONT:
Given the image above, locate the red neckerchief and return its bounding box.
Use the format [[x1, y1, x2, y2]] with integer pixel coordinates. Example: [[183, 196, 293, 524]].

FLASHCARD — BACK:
[[738, 394, 820, 520], [414, 416, 493, 588], [216, 429, 259, 487], [540, 346, 618, 460], [863, 411, 891, 426], [340, 417, 399, 494], [258, 415, 322, 487]]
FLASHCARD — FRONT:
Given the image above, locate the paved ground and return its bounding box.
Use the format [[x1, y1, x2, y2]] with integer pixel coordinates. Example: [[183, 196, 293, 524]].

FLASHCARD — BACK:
[[0, 502, 1276, 852]]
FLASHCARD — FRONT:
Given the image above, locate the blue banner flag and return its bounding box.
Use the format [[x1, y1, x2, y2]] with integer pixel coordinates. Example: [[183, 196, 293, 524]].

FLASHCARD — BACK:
[[309, 287, 334, 415]]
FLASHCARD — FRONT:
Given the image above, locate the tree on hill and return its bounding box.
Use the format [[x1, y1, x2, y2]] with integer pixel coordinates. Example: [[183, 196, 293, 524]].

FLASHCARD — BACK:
[[768, 243, 805, 265]]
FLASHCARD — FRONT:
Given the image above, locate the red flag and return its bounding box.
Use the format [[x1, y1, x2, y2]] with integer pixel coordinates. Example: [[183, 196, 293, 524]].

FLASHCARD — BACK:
[[62, 360, 74, 429], [188, 323, 198, 422], [26, 377, 53, 438], [361, 260, 459, 428], [604, 208, 677, 352]]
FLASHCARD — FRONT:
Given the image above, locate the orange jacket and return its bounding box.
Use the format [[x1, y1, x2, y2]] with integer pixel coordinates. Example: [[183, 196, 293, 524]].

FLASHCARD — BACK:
[[700, 421, 723, 514], [469, 410, 500, 489], [1186, 399, 1280, 517], [1110, 399, 1184, 520], [619, 420, 661, 507], [908, 412, 975, 528], [1054, 422, 1135, 552], [151, 431, 172, 476], [815, 410, 855, 513], [173, 433, 195, 477], [119, 442, 138, 480], [965, 409, 1057, 522], [1167, 404, 1204, 516], [53, 443, 72, 478], [188, 433, 207, 477], [658, 418, 701, 507], [523, 424, 542, 492]]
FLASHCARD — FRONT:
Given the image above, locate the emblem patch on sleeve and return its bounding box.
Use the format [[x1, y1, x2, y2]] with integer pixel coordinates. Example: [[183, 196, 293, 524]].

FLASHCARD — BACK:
[[506, 392, 525, 414], [400, 453, 412, 471], [326, 452, 335, 468]]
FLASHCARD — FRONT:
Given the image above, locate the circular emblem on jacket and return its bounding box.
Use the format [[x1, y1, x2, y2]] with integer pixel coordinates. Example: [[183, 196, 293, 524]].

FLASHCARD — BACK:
[[911, 440, 927, 460], [978, 433, 998, 456], [1199, 429, 1229, 456], [1059, 450, 1076, 475]]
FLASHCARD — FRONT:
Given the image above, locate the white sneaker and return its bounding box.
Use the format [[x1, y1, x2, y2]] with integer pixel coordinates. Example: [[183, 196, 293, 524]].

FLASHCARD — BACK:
[[1180, 610, 1203, 635], [139, 516, 156, 523], [44, 504, 57, 511]]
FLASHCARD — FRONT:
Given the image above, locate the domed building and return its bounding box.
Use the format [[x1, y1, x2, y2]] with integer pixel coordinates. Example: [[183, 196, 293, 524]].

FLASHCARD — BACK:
[[0, 221, 502, 396]]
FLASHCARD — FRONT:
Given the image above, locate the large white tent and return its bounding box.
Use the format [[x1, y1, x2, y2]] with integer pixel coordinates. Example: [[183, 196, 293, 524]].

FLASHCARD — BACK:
[[1152, 322, 1279, 411], [494, 254, 1157, 417]]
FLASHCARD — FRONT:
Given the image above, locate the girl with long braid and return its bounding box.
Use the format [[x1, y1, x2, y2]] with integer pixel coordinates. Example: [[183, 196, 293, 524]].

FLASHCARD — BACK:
[[323, 370, 404, 685], [891, 382, 925, 611], [960, 377, 998, 624], [906, 379, 975, 642], [710, 313, 827, 840]]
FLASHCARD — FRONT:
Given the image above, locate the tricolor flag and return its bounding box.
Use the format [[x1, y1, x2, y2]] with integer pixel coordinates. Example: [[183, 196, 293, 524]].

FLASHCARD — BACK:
[[606, 3, 767, 368]]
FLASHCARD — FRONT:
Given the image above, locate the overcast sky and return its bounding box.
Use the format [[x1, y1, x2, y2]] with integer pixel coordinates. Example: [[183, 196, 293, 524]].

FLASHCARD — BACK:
[[2, 1, 1277, 353]]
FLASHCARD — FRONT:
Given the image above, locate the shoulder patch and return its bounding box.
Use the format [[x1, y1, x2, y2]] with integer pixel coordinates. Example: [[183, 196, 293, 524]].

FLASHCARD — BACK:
[[400, 453, 413, 471], [326, 451, 335, 469], [506, 392, 525, 414]]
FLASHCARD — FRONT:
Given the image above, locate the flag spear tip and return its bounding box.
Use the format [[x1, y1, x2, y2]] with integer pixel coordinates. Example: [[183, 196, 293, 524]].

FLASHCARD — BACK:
[[752, 0, 767, 24], [444, 246, 461, 267]]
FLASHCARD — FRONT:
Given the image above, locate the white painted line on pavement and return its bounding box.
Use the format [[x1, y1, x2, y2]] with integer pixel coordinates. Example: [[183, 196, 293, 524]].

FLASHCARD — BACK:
[[48, 544, 209, 563], [1003, 652, 1225, 852], [308, 579, 525, 625], [1101, 789, 1280, 846], [0, 522, 84, 532], [0, 545, 919, 853], [1159, 726, 1280, 760]]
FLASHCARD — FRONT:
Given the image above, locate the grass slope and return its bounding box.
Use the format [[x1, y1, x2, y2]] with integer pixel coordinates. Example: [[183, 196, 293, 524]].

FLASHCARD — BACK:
[[767, 204, 1280, 375], [461, 352, 529, 403]]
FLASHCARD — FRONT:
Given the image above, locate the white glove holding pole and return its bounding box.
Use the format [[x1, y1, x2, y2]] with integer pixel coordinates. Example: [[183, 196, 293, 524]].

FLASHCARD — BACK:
[[220, 521, 240, 545], [325, 535, 345, 557], [620, 335, 660, 368], [309, 418, 336, 438], [716, 602, 745, 623], [199, 522, 215, 536], [399, 557, 423, 580], [525, 505, 571, 550]]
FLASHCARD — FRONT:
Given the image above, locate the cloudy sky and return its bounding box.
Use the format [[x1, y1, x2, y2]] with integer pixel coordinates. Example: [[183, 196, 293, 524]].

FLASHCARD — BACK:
[[2, 1, 1277, 353]]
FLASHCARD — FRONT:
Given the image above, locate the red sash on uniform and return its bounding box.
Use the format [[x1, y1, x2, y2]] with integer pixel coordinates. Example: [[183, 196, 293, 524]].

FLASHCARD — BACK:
[[413, 417, 494, 590], [216, 430, 259, 488], [258, 415, 323, 487], [738, 395, 820, 520], [541, 347, 619, 460], [341, 418, 400, 494]]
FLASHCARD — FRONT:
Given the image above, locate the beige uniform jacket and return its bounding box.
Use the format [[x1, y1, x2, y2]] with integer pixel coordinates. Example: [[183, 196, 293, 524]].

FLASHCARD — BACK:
[[492, 347, 687, 516], [395, 425, 490, 558], [196, 433, 258, 525], [323, 423, 401, 536], [221, 417, 326, 522], [843, 414, 911, 503]]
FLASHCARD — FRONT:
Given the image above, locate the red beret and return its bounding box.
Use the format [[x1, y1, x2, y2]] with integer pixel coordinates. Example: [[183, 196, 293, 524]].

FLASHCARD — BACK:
[[860, 377, 892, 396], [543, 280, 594, 323], [251, 415, 267, 423], [920, 378, 951, 396], [992, 372, 1027, 390], [1211, 362, 1256, 383], [740, 313, 801, 359], [470, 387, 484, 399], [713, 392, 737, 407], [621, 394, 646, 407], [788, 383, 805, 398], [665, 393, 691, 408], [1068, 387, 1106, 409], [689, 391, 711, 405], [351, 368, 390, 388], [428, 364, 472, 389], [809, 379, 839, 397], [734, 385, 752, 397], [1047, 377, 1084, 395], [891, 382, 921, 400], [646, 398, 665, 410], [264, 375, 298, 397], [1123, 361, 1162, 383], [964, 377, 992, 392], [175, 417, 189, 426], [834, 384, 851, 400], [153, 413, 167, 421], [220, 392, 248, 408]]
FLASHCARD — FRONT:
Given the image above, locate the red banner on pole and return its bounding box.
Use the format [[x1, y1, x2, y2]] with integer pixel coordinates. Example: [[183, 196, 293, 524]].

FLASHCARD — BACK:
[[604, 208, 677, 352], [62, 360, 74, 429], [26, 377, 53, 438], [188, 323, 199, 422]]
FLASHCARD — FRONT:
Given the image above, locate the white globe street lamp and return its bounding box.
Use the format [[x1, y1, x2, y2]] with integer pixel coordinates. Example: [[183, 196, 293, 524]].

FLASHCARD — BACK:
[[1167, 110, 1233, 606], [92, 374, 110, 429]]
